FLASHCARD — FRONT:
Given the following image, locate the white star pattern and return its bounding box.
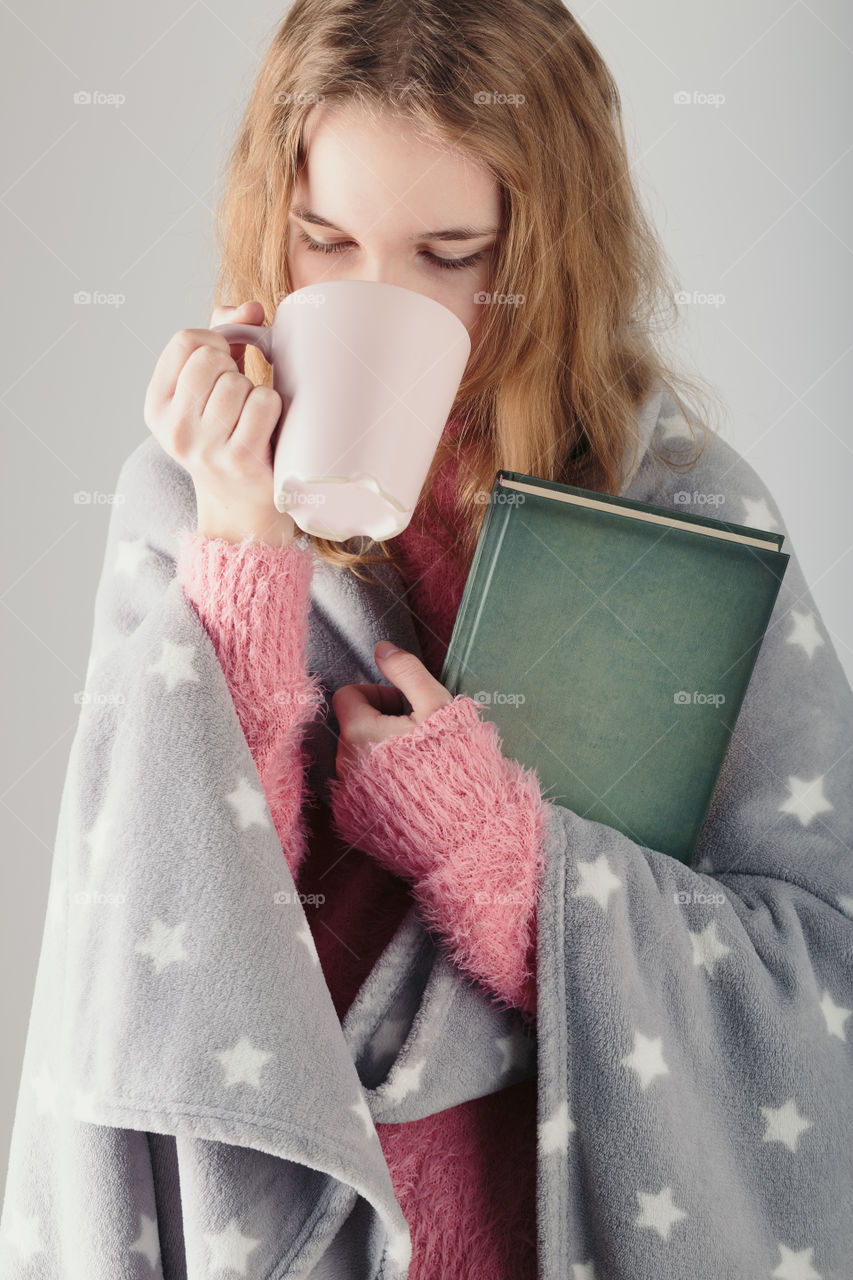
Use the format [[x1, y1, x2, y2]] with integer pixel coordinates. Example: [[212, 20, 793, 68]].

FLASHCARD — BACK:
[[688, 920, 731, 977], [771, 1242, 823, 1279], [30, 1063, 60, 1116], [786, 609, 825, 660], [383, 1220, 412, 1269], [128, 1212, 161, 1270], [146, 639, 200, 693], [621, 1030, 670, 1090], [226, 776, 272, 831], [495, 1022, 534, 1075], [819, 989, 850, 1041], [16, 409, 853, 1279], [0, 1207, 46, 1262], [539, 1099, 575, 1155], [114, 537, 151, 578], [295, 921, 320, 966], [572, 855, 624, 910], [779, 775, 833, 827], [214, 1035, 274, 1088], [634, 1185, 687, 1241], [350, 1093, 376, 1138], [382, 1057, 426, 1104], [202, 1217, 262, 1275], [741, 496, 778, 532], [73, 1087, 98, 1119], [760, 1098, 812, 1153], [135, 918, 188, 974]]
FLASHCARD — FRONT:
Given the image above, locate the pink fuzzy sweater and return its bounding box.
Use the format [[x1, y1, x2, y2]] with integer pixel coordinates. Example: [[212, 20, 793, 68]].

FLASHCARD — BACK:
[[175, 428, 549, 1278]]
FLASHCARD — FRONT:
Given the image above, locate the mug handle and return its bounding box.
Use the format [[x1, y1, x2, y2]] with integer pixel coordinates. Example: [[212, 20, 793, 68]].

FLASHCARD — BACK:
[[210, 322, 273, 365]]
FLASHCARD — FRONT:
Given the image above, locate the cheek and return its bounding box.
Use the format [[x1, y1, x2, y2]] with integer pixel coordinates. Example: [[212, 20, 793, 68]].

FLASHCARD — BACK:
[[451, 274, 491, 336], [460, 259, 493, 334], [451, 297, 477, 335]]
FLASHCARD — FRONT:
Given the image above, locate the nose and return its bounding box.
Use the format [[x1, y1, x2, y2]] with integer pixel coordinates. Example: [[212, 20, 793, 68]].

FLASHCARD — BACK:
[[347, 259, 405, 289]]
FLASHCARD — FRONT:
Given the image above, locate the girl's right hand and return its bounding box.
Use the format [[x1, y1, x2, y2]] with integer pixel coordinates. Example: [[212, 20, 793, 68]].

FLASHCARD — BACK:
[[143, 299, 297, 547]]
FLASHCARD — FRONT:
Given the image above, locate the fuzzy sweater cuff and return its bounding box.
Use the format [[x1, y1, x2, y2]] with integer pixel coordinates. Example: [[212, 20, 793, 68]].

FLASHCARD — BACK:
[[328, 694, 549, 1017]]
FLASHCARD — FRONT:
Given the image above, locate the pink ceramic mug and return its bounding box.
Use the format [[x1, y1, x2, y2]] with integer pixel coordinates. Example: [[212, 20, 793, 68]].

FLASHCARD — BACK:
[[211, 279, 471, 541]]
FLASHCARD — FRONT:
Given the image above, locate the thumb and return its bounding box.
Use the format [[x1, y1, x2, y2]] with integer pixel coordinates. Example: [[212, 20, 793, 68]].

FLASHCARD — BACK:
[[374, 640, 452, 725]]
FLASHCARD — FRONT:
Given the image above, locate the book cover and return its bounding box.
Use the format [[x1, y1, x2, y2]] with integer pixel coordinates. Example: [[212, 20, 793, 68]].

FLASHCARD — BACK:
[[439, 470, 791, 865]]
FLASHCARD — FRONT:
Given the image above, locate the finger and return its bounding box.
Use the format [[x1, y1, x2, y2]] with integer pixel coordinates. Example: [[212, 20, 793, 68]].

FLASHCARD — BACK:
[[208, 300, 265, 376], [332, 682, 405, 738], [374, 644, 453, 724], [332, 684, 381, 745], [172, 345, 243, 440], [194, 368, 254, 448], [334, 683, 406, 715], [145, 326, 233, 423], [359, 683, 407, 715], [229, 384, 283, 466]]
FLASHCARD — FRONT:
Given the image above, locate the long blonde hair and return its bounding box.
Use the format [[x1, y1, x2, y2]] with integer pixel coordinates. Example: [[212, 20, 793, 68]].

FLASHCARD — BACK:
[[211, 0, 724, 582]]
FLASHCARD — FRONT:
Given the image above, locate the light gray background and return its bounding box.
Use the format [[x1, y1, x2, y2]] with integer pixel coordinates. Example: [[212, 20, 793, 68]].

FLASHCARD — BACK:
[[2, 0, 851, 1199]]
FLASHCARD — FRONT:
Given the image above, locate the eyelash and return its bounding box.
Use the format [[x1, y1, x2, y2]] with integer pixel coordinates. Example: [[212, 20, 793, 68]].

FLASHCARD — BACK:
[[296, 228, 485, 272]]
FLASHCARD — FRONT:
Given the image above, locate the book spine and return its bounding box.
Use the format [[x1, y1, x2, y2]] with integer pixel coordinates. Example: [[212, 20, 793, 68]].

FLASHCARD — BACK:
[[440, 476, 512, 692]]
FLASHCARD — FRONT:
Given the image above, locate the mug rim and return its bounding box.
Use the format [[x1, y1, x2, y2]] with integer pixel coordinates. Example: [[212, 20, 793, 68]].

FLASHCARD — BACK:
[[273, 278, 471, 342]]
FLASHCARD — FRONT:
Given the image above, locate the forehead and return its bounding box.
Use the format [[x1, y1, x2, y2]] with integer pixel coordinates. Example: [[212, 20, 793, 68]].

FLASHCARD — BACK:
[[296, 100, 500, 230]]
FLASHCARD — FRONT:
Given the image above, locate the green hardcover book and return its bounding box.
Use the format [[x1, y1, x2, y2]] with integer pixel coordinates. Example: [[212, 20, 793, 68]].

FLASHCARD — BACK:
[[439, 470, 791, 866]]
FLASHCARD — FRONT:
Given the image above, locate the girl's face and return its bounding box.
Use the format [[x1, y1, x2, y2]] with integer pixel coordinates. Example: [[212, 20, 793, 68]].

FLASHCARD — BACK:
[[286, 101, 501, 340]]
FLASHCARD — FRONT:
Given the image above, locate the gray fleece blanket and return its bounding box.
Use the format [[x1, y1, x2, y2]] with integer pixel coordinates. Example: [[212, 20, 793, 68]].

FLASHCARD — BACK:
[[2, 380, 851, 1280]]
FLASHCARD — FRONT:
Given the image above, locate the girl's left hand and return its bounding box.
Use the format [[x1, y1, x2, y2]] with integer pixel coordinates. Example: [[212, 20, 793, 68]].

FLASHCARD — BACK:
[[332, 640, 454, 783]]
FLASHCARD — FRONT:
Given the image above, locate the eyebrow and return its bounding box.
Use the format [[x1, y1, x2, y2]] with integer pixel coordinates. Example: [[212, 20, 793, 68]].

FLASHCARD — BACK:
[[290, 204, 499, 242]]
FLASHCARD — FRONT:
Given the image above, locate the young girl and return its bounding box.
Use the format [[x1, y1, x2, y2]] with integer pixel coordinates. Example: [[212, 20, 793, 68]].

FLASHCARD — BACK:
[[146, 4, 725, 1272], [9, 1, 845, 1277]]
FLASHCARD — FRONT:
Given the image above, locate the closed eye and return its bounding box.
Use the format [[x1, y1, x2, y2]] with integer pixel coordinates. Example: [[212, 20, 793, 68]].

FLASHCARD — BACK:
[[296, 228, 486, 272]]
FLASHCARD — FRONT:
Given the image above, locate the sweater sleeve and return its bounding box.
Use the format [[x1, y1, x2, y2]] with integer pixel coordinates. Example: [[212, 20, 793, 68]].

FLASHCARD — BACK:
[[174, 528, 324, 883], [327, 694, 550, 1021]]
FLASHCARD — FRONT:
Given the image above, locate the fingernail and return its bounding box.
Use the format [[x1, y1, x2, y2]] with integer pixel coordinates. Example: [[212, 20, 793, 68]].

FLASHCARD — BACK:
[[376, 640, 401, 659]]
